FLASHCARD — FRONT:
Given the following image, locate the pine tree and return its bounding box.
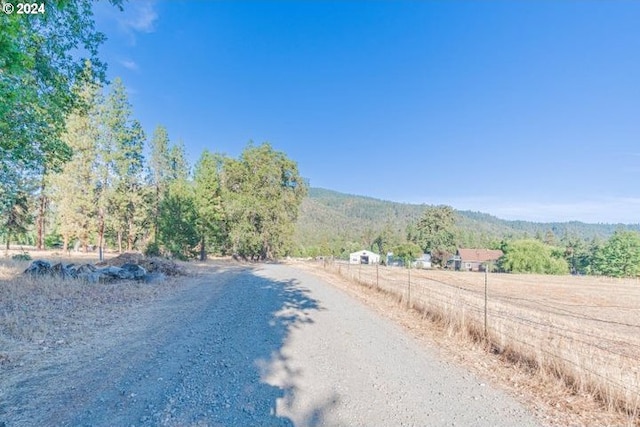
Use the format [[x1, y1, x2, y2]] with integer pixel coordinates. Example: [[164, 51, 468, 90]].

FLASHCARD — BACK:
[[148, 125, 172, 242], [102, 78, 147, 252], [193, 150, 226, 260], [49, 70, 102, 251]]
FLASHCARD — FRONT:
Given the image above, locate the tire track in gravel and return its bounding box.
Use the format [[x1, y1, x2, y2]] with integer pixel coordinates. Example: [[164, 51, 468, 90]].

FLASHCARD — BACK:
[[1, 262, 541, 426]]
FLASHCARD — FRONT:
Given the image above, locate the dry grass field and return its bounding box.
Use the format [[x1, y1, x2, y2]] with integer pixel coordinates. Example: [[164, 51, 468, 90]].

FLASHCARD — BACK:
[[0, 249, 185, 367], [308, 259, 640, 425]]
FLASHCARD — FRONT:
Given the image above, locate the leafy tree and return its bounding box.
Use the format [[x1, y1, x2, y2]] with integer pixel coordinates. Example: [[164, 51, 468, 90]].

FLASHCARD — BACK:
[[158, 179, 199, 260], [392, 242, 423, 267], [499, 239, 569, 275], [411, 205, 457, 266], [371, 221, 405, 264], [543, 229, 558, 246], [561, 234, 592, 275], [0, 1, 122, 177], [1, 191, 33, 251], [592, 231, 640, 278], [222, 143, 307, 260], [193, 150, 226, 260]]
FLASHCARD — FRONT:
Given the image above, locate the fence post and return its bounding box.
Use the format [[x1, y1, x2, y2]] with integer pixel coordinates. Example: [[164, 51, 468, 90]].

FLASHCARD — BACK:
[[407, 267, 411, 308], [484, 267, 488, 340], [376, 263, 379, 289]]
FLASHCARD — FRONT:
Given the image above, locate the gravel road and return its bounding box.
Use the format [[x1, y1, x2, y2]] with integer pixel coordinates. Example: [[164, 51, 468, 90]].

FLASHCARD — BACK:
[[0, 263, 541, 426]]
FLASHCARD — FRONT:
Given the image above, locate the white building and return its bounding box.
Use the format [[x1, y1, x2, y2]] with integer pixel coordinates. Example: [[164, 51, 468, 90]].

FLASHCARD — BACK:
[[412, 253, 432, 269], [349, 250, 381, 265]]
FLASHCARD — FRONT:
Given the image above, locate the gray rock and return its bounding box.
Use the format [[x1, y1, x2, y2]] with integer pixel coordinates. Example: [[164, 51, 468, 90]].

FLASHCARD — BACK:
[[75, 264, 97, 275], [51, 262, 74, 278], [120, 263, 147, 280], [100, 266, 133, 280], [25, 259, 150, 284], [24, 260, 52, 275]]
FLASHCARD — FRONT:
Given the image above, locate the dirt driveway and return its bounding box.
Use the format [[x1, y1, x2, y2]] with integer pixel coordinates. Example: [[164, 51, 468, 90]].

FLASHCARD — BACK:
[[0, 263, 539, 426]]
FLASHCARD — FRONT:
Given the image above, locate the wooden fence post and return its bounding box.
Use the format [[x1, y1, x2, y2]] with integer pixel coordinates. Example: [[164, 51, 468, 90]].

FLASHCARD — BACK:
[[484, 268, 488, 340], [407, 267, 411, 308]]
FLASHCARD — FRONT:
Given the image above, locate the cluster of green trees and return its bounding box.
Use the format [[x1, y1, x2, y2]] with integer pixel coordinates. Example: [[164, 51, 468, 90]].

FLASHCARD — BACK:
[[2, 74, 306, 260], [0, 2, 306, 260], [296, 197, 640, 278], [2, 72, 306, 260], [405, 206, 640, 278]]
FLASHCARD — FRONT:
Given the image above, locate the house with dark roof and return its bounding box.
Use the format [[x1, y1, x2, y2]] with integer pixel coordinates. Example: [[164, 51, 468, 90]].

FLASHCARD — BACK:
[[449, 248, 504, 272]]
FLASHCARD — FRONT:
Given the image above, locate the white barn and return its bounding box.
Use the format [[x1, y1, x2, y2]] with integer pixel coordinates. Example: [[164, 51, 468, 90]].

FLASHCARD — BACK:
[[349, 250, 380, 265]]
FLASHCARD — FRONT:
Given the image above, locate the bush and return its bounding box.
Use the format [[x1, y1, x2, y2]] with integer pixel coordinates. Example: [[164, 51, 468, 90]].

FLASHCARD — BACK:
[[144, 241, 161, 258], [499, 239, 569, 275], [12, 252, 32, 261]]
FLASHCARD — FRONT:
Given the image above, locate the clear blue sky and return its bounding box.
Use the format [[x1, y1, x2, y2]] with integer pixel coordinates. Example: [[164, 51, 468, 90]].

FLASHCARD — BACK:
[[93, 1, 640, 224]]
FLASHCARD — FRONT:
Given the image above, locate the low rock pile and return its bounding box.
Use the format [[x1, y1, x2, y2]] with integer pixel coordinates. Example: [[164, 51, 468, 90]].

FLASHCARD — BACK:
[[25, 260, 149, 283], [23, 253, 183, 283], [96, 252, 185, 276]]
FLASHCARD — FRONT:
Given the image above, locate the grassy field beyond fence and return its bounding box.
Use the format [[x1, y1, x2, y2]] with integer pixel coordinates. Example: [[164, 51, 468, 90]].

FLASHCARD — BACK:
[[311, 259, 640, 421]]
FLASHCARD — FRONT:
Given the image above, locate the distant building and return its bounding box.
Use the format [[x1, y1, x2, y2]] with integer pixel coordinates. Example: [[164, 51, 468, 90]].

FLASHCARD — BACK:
[[450, 248, 503, 272], [412, 253, 432, 269], [349, 250, 381, 265]]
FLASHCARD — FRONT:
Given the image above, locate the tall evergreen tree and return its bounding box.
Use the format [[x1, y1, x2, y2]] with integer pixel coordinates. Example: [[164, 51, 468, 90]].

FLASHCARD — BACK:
[[148, 125, 172, 242], [50, 71, 102, 251], [102, 78, 147, 252], [193, 150, 226, 260], [411, 205, 458, 266]]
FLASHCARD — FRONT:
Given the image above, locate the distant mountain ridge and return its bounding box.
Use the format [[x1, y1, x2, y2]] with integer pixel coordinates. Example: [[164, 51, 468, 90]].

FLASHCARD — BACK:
[[292, 187, 640, 253]]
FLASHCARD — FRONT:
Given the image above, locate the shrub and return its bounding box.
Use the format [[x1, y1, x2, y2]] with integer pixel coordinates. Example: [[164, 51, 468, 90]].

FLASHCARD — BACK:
[[144, 241, 161, 258], [11, 252, 32, 261]]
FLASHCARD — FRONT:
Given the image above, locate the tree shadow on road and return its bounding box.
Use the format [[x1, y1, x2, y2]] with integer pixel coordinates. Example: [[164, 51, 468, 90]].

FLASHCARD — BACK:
[[0, 263, 341, 427]]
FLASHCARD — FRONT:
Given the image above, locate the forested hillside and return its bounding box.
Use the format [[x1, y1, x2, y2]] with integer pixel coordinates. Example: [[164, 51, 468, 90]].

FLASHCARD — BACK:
[[293, 188, 640, 257]]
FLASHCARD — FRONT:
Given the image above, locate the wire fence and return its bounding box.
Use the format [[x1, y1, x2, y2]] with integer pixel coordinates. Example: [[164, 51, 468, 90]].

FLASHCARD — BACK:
[[312, 259, 640, 416]]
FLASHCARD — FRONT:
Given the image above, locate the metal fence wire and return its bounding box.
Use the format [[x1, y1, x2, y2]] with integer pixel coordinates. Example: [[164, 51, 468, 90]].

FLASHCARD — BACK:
[[316, 259, 640, 415]]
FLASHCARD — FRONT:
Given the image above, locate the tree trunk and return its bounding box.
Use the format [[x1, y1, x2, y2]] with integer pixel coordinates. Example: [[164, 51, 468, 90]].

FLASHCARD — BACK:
[[36, 175, 47, 250], [154, 184, 160, 243], [117, 231, 123, 253], [62, 235, 69, 252], [97, 211, 105, 261], [199, 235, 206, 261], [127, 220, 134, 251], [5, 234, 10, 251]]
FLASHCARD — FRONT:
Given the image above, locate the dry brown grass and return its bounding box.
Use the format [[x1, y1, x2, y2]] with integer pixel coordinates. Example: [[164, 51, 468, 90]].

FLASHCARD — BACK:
[[0, 251, 185, 367], [298, 260, 640, 427]]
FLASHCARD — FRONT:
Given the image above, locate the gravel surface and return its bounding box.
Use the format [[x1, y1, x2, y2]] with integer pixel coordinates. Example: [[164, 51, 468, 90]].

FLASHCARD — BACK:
[[0, 263, 541, 426]]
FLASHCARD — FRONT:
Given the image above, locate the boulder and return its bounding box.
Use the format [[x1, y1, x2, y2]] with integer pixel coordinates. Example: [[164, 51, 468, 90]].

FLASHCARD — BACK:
[[24, 260, 52, 275], [51, 262, 74, 278], [120, 263, 147, 280]]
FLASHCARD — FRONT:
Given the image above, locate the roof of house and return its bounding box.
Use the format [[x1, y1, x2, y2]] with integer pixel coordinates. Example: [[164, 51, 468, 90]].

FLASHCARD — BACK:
[[457, 248, 503, 263], [350, 250, 380, 257]]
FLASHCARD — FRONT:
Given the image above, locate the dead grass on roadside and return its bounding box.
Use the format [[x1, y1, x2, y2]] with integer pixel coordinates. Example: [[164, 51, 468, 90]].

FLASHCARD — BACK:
[[0, 256, 184, 367], [293, 260, 639, 427]]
